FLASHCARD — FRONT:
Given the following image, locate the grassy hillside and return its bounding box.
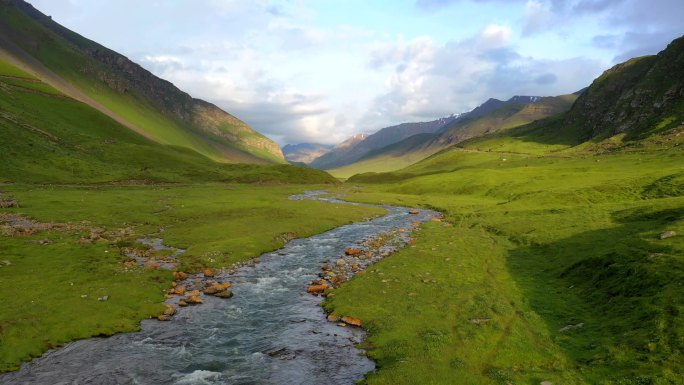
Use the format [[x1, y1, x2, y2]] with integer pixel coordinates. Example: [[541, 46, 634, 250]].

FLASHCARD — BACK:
[[0, 0, 284, 164], [329, 127, 684, 384], [566, 36, 684, 140], [0, 58, 333, 184]]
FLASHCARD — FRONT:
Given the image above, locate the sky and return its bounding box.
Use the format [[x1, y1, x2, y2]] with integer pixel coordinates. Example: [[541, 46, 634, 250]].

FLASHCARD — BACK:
[[29, 0, 684, 145]]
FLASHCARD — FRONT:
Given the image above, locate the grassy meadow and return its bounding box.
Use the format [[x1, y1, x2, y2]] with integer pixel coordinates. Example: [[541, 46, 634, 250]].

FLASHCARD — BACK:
[[324, 129, 684, 384], [0, 184, 385, 372]]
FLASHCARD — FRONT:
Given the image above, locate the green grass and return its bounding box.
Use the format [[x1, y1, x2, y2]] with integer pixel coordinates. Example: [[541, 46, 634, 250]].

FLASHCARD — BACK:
[[0, 59, 331, 185], [0, 184, 386, 372], [325, 135, 684, 384], [0, 5, 283, 163]]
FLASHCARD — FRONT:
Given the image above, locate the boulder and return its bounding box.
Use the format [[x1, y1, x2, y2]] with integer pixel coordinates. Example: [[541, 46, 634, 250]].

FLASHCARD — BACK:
[[341, 316, 362, 327], [660, 230, 677, 239], [168, 286, 186, 296], [409, 209, 420, 215], [177, 300, 188, 307], [203, 268, 214, 277], [307, 284, 329, 293], [157, 314, 171, 321], [214, 289, 233, 298], [204, 282, 232, 295], [184, 295, 203, 305], [335, 258, 347, 267], [0, 198, 18, 208], [345, 248, 362, 256], [162, 303, 177, 316], [172, 271, 188, 281], [327, 314, 340, 322]]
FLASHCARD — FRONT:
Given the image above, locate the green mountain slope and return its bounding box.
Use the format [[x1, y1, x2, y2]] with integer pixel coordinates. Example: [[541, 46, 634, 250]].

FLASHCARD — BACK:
[[567, 36, 684, 140], [0, 59, 334, 184], [0, 0, 284, 164]]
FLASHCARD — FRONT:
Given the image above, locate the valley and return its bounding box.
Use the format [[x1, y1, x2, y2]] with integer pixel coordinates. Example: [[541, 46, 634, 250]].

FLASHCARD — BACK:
[[0, 0, 683, 384]]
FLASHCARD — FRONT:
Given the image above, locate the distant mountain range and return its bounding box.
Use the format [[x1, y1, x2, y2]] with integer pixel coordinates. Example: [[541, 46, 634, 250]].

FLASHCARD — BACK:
[[282, 143, 333, 164], [305, 115, 462, 170], [298, 94, 577, 177], [0, 0, 284, 164]]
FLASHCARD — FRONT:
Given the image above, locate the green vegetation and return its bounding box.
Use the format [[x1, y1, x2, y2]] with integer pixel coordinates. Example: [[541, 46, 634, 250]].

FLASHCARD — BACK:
[[0, 2, 284, 163], [0, 184, 386, 372], [325, 126, 684, 383], [0, 58, 331, 184]]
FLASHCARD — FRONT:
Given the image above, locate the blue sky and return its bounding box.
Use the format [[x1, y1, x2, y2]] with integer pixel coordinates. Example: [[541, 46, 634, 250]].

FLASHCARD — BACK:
[[30, 0, 684, 145]]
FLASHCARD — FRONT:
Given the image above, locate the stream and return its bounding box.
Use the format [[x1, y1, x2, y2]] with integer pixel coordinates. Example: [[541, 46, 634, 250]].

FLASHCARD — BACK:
[[1, 192, 437, 385]]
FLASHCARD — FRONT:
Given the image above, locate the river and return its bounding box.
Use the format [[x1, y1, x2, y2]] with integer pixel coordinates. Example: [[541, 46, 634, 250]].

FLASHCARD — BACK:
[[1, 192, 437, 385]]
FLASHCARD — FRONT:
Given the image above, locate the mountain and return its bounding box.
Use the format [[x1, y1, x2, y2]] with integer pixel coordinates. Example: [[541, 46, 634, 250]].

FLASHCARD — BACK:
[[282, 143, 333, 164], [327, 95, 575, 177], [309, 115, 460, 170], [431, 95, 573, 148], [307, 133, 368, 169], [0, 58, 336, 184], [0, 0, 284, 164], [565, 36, 684, 140]]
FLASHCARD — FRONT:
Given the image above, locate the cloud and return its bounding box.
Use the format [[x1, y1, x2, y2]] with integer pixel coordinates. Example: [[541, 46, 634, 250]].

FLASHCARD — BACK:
[[28, 0, 684, 147], [359, 25, 603, 130], [523, 0, 553, 35]]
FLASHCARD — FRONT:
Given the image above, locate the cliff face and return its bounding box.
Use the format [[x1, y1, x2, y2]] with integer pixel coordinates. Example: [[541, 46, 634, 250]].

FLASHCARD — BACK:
[[0, 0, 284, 163], [567, 36, 684, 139]]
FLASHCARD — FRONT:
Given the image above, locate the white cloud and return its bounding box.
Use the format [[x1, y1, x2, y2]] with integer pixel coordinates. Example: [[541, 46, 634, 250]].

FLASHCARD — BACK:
[[523, 0, 553, 35], [27, 0, 684, 146]]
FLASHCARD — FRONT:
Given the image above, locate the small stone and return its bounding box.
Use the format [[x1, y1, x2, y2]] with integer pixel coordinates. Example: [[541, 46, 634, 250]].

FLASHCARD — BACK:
[[172, 271, 188, 281], [98, 295, 109, 301], [203, 268, 214, 277], [157, 314, 171, 321], [409, 209, 420, 215], [77, 237, 92, 245], [177, 300, 188, 307], [541, 381, 554, 385], [335, 258, 347, 267], [327, 314, 340, 322], [469, 318, 491, 325], [660, 230, 676, 239], [559, 322, 584, 333], [321, 263, 331, 271], [0, 260, 12, 267]]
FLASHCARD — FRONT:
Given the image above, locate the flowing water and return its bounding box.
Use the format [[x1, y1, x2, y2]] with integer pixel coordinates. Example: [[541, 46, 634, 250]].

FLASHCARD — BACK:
[[1, 192, 437, 385]]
